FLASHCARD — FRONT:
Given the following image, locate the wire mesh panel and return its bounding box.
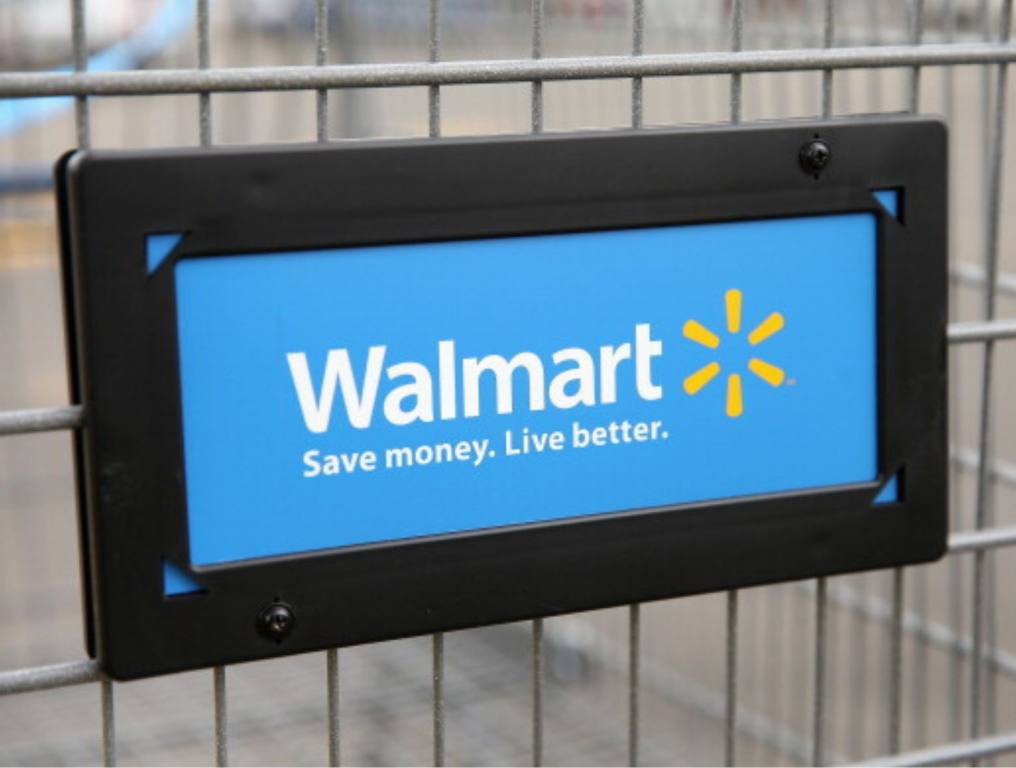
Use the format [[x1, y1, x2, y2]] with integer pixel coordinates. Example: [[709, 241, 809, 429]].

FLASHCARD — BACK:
[[3, 0, 1016, 765]]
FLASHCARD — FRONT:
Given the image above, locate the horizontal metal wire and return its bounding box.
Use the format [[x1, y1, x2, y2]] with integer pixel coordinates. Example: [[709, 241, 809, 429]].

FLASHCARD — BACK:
[[2, 41, 1016, 98], [3, 518, 1015, 700], [0, 660, 101, 695], [0, 319, 1010, 438], [0, 405, 85, 436], [949, 524, 1016, 554], [853, 730, 1016, 767], [948, 318, 1016, 343], [952, 445, 1016, 488], [952, 261, 1016, 297], [810, 579, 1016, 682]]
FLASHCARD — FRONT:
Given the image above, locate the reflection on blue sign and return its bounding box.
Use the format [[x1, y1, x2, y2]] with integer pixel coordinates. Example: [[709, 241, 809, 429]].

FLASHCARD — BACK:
[[175, 214, 881, 566]]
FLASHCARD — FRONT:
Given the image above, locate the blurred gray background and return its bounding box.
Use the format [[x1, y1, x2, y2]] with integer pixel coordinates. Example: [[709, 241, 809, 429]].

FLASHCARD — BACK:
[[3, 0, 1016, 765]]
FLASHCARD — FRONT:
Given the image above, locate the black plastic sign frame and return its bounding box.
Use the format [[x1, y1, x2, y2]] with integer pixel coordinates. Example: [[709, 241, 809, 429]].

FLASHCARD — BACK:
[[58, 116, 947, 680]]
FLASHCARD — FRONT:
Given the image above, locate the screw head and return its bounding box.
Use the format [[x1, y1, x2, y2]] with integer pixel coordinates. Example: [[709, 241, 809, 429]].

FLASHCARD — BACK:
[[258, 602, 295, 643], [800, 139, 832, 175]]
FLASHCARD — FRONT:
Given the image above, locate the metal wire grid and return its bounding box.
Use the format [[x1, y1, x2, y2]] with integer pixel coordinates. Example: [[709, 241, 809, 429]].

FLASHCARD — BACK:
[[3, 0, 1016, 765]]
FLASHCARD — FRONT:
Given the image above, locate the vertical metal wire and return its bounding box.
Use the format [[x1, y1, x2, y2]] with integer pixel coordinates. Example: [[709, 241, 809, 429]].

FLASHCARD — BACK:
[[433, 632, 445, 767], [906, 16, 927, 751], [101, 678, 115, 767], [986, 588, 999, 751], [821, 0, 834, 118], [909, 0, 924, 113], [195, 6, 224, 760], [912, 570, 929, 748], [949, 511, 965, 743], [938, 0, 965, 745], [845, 8, 885, 759], [327, 648, 340, 767], [613, 0, 646, 652], [729, 0, 743, 125], [523, 4, 547, 761], [888, 569, 904, 754], [980, 0, 992, 163], [428, 0, 441, 139], [629, 603, 640, 768], [71, 3, 107, 763], [315, 0, 329, 142], [981, 0, 1001, 750], [214, 665, 228, 766], [971, 0, 1012, 749], [532, 618, 543, 767], [763, 0, 790, 120], [847, 575, 870, 760], [725, 5, 743, 766], [826, 594, 843, 764], [864, 0, 882, 111], [884, 4, 924, 755], [70, 0, 90, 147], [197, 0, 211, 146], [811, 5, 835, 765], [71, 7, 111, 760], [813, 577, 827, 768], [766, 585, 791, 765], [627, 18, 645, 756], [949, 556, 964, 743], [317, 3, 337, 753], [428, 7, 444, 759], [982, 4, 1001, 747], [631, 0, 644, 128], [531, 0, 544, 133], [725, 589, 739, 767]]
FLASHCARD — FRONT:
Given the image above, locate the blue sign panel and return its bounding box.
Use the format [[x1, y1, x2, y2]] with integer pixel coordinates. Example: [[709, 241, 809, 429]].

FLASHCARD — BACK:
[[176, 213, 881, 566]]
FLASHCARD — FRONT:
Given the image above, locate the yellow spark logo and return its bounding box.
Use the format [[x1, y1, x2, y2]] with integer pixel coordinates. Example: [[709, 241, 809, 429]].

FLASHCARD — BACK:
[[682, 289, 786, 418]]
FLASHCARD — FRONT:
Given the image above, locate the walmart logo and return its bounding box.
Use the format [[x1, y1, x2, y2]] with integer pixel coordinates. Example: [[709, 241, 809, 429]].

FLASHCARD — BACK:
[[682, 289, 786, 418]]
